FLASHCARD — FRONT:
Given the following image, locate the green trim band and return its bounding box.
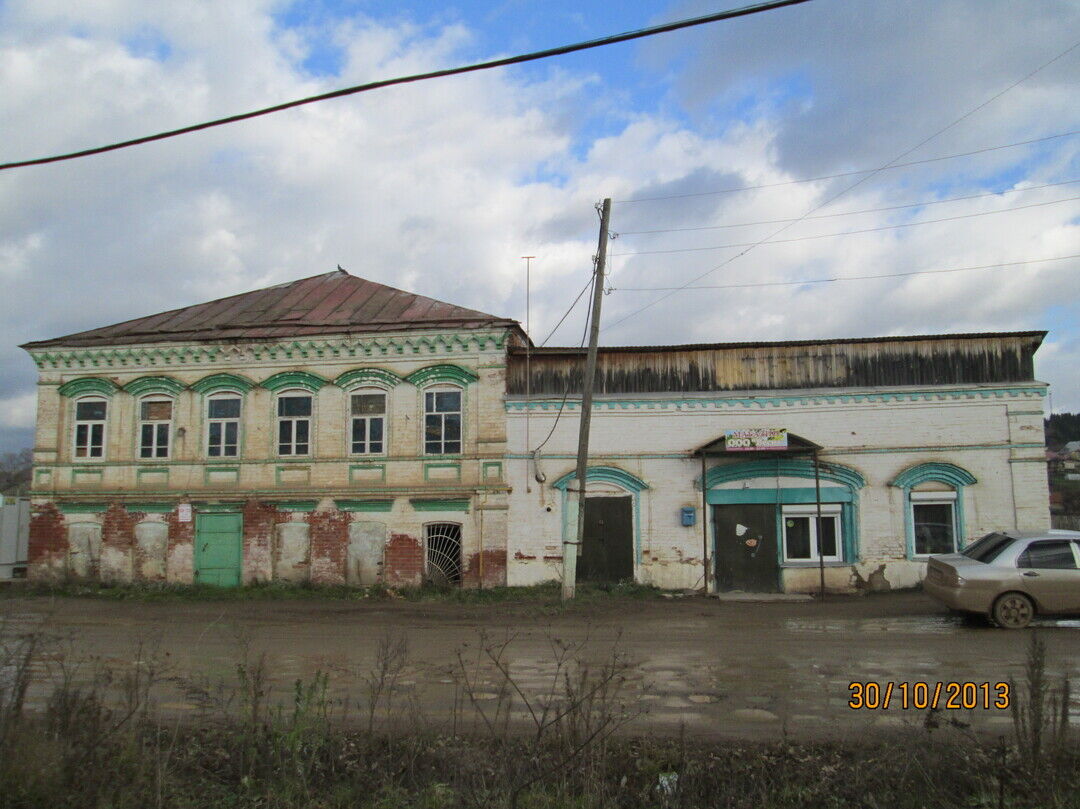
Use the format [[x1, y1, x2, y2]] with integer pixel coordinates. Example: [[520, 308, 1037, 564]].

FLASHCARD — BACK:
[[406, 364, 478, 387], [334, 368, 403, 389], [275, 500, 318, 512], [57, 503, 107, 514], [506, 385, 1046, 411], [552, 466, 649, 493], [191, 372, 255, 394], [337, 499, 394, 512], [261, 370, 328, 393], [410, 498, 470, 512], [123, 375, 186, 397], [58, 377, 120, 398], [701, 458, 866, 491], [126, 502, 175, 513]]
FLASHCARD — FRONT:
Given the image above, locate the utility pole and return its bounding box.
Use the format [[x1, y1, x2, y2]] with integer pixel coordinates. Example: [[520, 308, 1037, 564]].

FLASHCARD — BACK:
[[563, 198, 611, 600], [522, 256, 535, 493]]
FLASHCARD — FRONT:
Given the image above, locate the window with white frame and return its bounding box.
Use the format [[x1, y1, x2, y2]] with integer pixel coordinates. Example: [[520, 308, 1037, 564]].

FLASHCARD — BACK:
[[73, 397, 107, 459], [277, 392, 312, 456], [207, 394, 241, 457], [350, 391, 386, 454], [911, 490, 957, 556], [782, 504, 842, 563], [424, 388, 461, 454], [138, 398, 173, 458]]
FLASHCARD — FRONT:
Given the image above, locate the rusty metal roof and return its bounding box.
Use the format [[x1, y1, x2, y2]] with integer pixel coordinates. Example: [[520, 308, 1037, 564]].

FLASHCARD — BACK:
[[22, 269, 520, 349]]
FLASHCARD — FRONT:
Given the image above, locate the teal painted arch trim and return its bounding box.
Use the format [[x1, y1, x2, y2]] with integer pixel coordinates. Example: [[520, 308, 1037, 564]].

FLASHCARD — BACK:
[[123, 375, 186, 397], [57, 377, 120, 398], [890, 462, 976, 559], [405, 364, 479, 387], [191, 372, 255, 394], [334, 368, 403, 389], [260, 370, 328, 393], [890, 462, 977, 489], [552, 465, 649, 492], [700, 458, 865, 491]]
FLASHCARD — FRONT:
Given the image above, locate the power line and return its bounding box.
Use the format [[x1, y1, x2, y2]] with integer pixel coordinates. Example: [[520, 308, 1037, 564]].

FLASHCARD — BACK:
[[613, 253, 1079, 291], [609, 195, 1080, 256], [0, 0, 811, 172], [539, 271, 596, 346], [615, 178, 1080, 234], [614, 131, 1080, 204], [604, 35, 1080, 332]]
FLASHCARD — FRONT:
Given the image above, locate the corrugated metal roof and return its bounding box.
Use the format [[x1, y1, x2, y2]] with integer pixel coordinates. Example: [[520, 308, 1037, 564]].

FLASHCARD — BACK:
[[22, 269, 520, 348]]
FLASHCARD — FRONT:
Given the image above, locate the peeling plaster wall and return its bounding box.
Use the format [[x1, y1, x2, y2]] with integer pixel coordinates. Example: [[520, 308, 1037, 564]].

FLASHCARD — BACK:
[[507, 388, 1049, 593]]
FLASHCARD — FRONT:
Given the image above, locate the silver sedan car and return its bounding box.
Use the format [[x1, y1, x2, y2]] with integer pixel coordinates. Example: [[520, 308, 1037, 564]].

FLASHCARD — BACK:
[[923, 530, 1080, 628]]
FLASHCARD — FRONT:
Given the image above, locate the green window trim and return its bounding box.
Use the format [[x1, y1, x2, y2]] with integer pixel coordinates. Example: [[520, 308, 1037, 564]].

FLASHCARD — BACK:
[[334, 368, 403, 389], [58, 377, 120, 398], [410, 497, 470, 512], [890, 462, 976, 559], [406, 364, 478, 387], [57, 502, 107, 514], [698, 457, 865, 492], [125, 502, 175, 513], [260, 370, 328, 393], [337, 499, 394, 512], [123, 375, 187, 397], [274, 500, 318, 512], [191, 372, 255, 394]]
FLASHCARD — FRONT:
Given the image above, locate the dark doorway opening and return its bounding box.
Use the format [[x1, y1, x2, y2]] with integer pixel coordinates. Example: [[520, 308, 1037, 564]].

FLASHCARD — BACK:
[[579, 496, 634, 582], [712, 504, 779, 592]]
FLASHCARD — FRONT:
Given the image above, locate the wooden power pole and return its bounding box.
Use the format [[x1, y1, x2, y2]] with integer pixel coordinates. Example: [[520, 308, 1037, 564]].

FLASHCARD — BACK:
[[563, 198, 612, 601]]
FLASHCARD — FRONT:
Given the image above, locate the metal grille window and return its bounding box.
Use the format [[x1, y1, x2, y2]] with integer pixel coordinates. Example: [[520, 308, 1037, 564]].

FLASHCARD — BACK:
[[782, 505, 842, 562], [911, 492, 957, 556], [207, 395, 241, 457], [277, 394, 312, 456], [424, 390, 461, 454], [425, 522, 462, 586], [351, 392, 385, 454], [139, 399, 172, 458], [74, 399, 107, 459]]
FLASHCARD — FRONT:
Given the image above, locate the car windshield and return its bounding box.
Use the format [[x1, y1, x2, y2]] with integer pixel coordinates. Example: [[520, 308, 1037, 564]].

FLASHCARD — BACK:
[[961, 533, 1013, 563]]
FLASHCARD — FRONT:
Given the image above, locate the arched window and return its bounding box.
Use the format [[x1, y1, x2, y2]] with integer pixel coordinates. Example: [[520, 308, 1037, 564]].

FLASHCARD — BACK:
[[276, 389, 313, 456], [73, 396, 108, 460], [138, 396, 174, 458], [890, 463, 977, 558], [206, 392, 242, 457], [423, 386, 462, 455], [349, 387, 387, 455]]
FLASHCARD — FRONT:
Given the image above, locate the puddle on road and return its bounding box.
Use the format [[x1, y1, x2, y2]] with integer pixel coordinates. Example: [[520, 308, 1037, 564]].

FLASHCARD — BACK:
[[783, 615, 1080, 634]]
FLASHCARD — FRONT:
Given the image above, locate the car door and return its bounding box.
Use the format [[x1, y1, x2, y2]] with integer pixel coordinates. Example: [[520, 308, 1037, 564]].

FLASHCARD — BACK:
[[1015, 540, 1080, 613]]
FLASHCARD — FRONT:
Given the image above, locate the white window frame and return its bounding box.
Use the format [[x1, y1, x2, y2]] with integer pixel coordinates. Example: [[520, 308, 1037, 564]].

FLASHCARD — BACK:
[[72, 396, 108, 461], [137, 396, 174, 460], [206, 392, 243, 459], [422, 385, 463, 456], [910, 490, 958, 558], [276, 390, 313, 457], [348, 387, 388, 456], [781, 504, 843, 563]]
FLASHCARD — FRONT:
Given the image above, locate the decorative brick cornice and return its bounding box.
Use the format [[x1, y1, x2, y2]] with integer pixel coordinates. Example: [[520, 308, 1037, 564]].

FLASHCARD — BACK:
[[28, 330, 510, 371]]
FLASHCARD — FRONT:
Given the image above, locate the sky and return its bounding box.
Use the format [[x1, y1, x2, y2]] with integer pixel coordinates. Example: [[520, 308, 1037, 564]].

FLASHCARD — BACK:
[[0, 0, 1078, 453]]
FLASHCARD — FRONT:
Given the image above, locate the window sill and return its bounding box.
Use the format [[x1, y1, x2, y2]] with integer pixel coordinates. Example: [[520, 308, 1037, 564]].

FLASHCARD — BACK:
[[780, 560, 849, 568]]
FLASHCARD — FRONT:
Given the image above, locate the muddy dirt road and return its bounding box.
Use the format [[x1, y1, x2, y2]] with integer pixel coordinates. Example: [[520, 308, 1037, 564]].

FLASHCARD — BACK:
[[3, 591, 1078, 739]]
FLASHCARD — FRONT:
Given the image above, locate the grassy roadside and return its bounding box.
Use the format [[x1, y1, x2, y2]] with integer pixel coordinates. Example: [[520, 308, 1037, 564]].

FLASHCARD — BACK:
[[0, 578, 669, 605]]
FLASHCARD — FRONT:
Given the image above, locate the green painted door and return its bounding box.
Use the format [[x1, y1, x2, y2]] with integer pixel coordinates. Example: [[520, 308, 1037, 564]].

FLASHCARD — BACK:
[[195, 513, 243, 587]]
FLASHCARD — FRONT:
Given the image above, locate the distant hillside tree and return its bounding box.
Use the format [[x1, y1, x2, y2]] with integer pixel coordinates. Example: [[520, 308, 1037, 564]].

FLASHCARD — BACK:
[[0, 449, 32, 496], [1045, 412, 1080, 449]]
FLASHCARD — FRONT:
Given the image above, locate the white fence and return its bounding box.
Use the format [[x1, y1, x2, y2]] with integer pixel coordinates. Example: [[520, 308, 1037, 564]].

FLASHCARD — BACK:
[[0, 497, 29, 580]]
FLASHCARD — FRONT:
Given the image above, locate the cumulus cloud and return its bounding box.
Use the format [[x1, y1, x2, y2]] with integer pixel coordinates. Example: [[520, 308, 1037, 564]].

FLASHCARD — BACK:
[[0, 0, 1077, 452]]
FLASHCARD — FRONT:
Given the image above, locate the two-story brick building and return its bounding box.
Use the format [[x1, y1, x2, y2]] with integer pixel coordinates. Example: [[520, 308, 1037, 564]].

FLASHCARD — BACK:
[[21, 269, 1051, 593]]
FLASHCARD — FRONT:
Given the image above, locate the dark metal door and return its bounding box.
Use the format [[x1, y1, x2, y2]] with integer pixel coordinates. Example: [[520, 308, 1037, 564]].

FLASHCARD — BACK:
[[579, 497, 634, 582], [712, 504, 779, 592]]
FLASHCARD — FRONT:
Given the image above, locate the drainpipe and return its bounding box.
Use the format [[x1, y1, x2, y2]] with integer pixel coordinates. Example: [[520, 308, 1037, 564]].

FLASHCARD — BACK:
[[815, 450, 825, 601], [701, 452, 710, 594]]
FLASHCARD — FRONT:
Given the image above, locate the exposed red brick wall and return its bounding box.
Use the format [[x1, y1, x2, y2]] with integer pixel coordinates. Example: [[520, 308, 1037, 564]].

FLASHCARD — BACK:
[[383, 532, 423, 587], [463, 549, 507, 589], [165, 504, 196, 583], [101, 502, 143, 582], [240, 500, 290, 583], [28, 502, 65, 575], [306, 510, 351, 585]]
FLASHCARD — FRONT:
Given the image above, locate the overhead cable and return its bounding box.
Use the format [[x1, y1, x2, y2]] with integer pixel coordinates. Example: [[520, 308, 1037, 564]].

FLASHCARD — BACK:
[[0, 0, 811, 171]]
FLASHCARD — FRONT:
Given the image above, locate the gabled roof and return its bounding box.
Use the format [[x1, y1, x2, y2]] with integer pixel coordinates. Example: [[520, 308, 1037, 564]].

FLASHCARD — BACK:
[[22, 269, 520, 349]]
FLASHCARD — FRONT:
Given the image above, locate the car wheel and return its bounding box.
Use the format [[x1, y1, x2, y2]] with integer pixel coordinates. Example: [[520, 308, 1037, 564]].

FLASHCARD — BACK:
[[992, 592, 1035, 629]]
